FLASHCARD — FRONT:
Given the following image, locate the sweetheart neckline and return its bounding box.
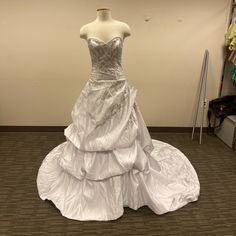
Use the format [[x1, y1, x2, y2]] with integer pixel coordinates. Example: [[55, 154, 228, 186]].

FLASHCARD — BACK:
[[87, 36, 123, 45]]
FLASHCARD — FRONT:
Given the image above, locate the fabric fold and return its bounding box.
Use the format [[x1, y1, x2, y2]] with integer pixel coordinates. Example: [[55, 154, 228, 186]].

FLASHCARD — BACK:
[[64, 79, 140, 152], [58, 138, 150, 181], [37, 139, 200, 221]]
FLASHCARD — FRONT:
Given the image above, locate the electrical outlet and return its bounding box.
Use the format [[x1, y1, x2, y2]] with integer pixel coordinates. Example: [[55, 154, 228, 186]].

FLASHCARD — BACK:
[[200, 98, 208, 108], [203, 98, 208, 109]]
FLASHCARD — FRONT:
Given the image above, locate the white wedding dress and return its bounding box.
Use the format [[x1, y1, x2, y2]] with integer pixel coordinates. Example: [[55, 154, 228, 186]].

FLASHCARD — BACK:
[[36, 36, 200, 221]]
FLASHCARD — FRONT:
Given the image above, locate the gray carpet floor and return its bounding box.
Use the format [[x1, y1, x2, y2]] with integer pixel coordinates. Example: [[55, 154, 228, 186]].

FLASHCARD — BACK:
[[0, 131, 235, 236]]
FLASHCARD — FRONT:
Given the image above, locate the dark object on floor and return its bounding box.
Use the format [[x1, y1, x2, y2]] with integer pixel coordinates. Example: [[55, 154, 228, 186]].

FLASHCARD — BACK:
[[207, 95, 236, 129]]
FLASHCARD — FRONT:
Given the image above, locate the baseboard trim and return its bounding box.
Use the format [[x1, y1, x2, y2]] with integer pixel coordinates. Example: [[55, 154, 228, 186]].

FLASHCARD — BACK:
[[0, 126, 210, 133], [148, 126, 209, 133]]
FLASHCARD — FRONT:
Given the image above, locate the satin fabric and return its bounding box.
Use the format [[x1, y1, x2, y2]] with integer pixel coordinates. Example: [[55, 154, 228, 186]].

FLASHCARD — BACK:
[[36, 36, 200, 221]]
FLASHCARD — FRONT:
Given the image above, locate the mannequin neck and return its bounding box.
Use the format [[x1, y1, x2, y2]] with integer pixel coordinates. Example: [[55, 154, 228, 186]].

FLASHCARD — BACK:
[[96, 9, 113, 22]]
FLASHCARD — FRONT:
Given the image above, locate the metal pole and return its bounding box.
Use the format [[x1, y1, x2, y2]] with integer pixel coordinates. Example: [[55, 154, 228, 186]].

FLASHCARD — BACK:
[[200, 50, 209, 144], [191, 50, 208, 140]]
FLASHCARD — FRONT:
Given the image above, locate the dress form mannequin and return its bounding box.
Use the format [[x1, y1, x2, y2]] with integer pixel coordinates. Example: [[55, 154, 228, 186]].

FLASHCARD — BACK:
[[80, 8, 131, 43]]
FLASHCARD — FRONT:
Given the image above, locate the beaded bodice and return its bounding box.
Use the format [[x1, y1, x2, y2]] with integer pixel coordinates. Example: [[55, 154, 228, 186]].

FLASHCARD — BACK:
[[87, 36, 124, 80]]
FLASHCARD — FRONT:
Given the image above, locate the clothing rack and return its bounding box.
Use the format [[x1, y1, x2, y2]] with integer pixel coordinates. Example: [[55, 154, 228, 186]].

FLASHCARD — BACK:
[[230, 2, 236, 23], [218, 0, 236, 97]]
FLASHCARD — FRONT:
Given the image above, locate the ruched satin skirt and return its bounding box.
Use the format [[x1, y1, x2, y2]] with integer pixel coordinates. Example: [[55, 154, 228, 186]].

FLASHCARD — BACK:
[[36, 77, 200, 221]]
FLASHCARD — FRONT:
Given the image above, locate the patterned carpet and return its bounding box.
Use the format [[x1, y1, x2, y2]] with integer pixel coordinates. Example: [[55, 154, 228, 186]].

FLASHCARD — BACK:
[[0, 131, 235, 236]]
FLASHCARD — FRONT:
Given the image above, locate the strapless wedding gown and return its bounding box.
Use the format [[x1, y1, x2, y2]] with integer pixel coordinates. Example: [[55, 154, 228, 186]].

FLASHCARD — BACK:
[[36, 36, 200, 221]]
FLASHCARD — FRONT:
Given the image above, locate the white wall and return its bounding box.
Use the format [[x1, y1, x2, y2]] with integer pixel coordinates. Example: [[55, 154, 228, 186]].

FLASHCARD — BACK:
[[0, 0, 231, 126]]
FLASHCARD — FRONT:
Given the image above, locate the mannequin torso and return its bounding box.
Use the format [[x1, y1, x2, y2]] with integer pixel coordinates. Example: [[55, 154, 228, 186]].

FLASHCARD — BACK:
[[80, 8, 131, 43]]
